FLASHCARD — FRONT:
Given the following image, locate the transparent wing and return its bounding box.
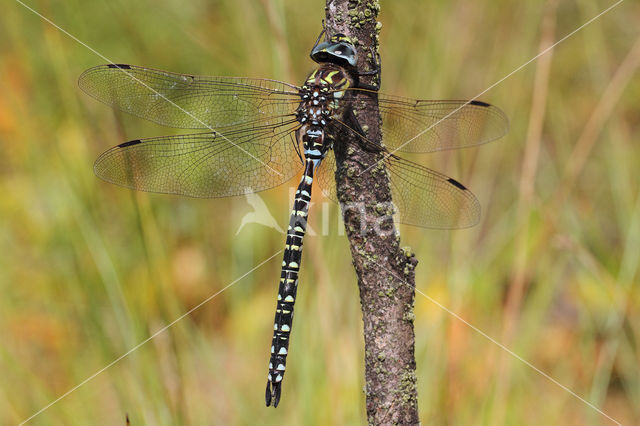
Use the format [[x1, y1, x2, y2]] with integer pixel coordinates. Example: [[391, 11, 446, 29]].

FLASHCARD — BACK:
[[316, 151, 338, 201], [94, 119, 303, 198], [386, 155, 480, 228], [79, 64, 301, 130], [316, 151, 479, 229], [344, 89, 508, 153]]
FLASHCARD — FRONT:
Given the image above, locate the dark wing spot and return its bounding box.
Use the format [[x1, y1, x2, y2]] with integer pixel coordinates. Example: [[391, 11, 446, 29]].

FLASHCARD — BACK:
[[470, 100, 490, 107], [447, 177, 467, 190], [107, 64, 132, 69], [118, 139, 142, 148]]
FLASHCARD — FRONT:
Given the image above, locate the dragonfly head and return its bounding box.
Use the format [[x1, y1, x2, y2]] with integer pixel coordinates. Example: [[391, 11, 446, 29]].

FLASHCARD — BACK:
[[310, 33, 357, 68]]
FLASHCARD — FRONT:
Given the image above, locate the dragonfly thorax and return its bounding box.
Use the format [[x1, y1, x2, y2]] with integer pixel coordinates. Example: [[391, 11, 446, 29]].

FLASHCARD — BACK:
[[297, 66, 352, 121], [295, 65, 354, 164]]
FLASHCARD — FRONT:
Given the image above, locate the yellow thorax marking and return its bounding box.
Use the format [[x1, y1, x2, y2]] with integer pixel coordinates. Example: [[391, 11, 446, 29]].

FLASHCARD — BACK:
[[325, 70, 340, 82], [306, 69, 318, 85]]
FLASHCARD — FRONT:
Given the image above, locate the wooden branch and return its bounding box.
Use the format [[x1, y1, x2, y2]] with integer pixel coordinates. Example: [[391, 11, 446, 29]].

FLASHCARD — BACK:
[[323, 1, 420, 424]]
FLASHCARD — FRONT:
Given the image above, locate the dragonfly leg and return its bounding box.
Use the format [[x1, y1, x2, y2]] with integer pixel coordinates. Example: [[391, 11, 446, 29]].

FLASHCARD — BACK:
[[310, 24, 327, 60], [342, 107, 383, 153], [356, 47, 381, 91], [291, 135, 304, 165]]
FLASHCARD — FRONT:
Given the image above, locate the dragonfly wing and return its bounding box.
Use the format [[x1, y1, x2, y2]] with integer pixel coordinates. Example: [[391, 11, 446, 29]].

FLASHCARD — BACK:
[[343, 89, 508, 153], [385, 155, 480, 229], [79, 64, 301, 130], [316, 149, 480, 229], [315, 150, 338, 202], [94, 120, 303, 198]]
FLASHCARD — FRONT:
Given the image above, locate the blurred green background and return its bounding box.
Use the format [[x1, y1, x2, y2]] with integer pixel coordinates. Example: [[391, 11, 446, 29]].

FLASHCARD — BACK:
[[1, 0, 639, 424]]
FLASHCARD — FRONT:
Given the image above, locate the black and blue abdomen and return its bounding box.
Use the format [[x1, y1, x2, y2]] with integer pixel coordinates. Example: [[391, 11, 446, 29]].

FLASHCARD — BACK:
[[265, 64, 354, 407]]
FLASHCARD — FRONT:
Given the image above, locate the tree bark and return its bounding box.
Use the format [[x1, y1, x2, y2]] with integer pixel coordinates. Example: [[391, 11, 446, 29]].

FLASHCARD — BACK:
[[324, 1, 420, 424]]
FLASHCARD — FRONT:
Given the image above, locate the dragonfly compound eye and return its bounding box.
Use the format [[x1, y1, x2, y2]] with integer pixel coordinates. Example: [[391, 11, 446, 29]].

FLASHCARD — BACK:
[[310, 33, 358, 68]]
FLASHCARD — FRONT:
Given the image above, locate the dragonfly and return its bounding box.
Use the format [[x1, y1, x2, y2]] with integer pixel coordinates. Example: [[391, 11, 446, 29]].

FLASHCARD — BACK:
[[79, 30, 508, 408]]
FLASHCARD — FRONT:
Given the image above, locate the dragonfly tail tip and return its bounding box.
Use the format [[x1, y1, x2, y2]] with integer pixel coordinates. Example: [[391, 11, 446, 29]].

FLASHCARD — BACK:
[[265, 381, 282, 407]]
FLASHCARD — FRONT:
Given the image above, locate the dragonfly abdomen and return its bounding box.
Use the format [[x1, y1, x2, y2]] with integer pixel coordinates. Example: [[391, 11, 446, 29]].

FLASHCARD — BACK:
[[266, 160, 316, 407], [265, 65, 353, 407]]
